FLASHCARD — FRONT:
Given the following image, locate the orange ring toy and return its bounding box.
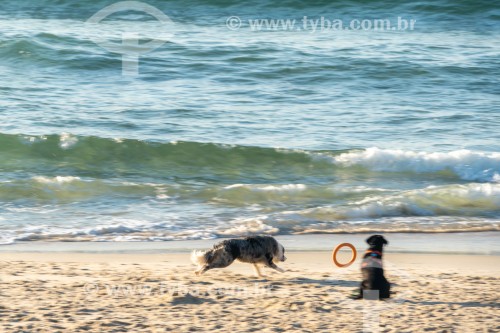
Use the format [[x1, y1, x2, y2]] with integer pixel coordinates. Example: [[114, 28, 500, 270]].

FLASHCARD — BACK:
[[332, 243, 357, 268]]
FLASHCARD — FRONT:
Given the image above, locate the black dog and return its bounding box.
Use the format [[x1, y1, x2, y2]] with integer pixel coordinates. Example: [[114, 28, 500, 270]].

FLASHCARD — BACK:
[[356, 235, 390, 300]]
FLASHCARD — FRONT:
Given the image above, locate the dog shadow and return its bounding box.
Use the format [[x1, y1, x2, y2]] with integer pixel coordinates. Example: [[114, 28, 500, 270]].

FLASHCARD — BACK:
[[288, 277, 359, 288]]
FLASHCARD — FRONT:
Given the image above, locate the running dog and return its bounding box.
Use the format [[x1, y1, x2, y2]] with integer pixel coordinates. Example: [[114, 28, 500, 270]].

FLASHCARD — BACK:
[[191, 236, 286, 277]]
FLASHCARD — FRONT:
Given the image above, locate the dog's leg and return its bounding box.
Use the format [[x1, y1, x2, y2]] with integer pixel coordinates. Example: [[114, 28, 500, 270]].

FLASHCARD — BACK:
[[268, 264, 285, 273], [253, 264, 263, 277], [265, 254, 285, 273], [195, 256, 236, 275], [195, 265, 210, 275]]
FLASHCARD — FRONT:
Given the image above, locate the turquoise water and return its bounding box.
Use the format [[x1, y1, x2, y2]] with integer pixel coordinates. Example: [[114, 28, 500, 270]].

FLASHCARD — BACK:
[[0, 0, 499, 243]]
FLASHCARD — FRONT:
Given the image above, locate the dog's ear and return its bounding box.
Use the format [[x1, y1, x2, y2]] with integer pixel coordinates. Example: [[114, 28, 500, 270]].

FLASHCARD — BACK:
[[366, 235, 377, 245]]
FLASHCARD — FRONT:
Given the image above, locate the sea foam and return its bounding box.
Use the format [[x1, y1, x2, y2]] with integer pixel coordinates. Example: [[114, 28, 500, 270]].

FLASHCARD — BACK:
[[331, 148, 500, 182]]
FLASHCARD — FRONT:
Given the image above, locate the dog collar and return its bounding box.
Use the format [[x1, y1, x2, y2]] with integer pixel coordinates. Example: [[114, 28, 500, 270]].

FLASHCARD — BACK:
[[365, 250, 382, 256]]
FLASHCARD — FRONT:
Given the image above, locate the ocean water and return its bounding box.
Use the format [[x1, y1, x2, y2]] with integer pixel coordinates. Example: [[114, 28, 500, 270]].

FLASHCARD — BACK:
[[0, 0, 499, 244]]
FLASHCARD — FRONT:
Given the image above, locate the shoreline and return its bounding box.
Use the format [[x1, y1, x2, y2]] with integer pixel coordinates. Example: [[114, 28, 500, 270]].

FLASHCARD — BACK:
[[1, 232, 499, 255]]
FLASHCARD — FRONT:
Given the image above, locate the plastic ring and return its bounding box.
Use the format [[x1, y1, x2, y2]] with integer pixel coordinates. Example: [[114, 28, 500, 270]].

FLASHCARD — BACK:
[[332, 243, 357, 268]]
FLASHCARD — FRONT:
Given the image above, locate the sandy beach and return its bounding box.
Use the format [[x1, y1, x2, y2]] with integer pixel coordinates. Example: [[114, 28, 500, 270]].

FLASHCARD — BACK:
[[1, 249, 499, 333]]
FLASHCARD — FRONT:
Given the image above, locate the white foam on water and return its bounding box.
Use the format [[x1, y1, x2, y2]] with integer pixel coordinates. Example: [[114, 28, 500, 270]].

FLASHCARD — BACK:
[[217, 217, 279, 236], [86, 224, 138, 236], [59, 132, 78, 149], [0, 236, 15, 245], [223, 184, 307, 192], [330, 147, 500, 182], [32, 176, 81, 184], [291, 183, 500, 220]]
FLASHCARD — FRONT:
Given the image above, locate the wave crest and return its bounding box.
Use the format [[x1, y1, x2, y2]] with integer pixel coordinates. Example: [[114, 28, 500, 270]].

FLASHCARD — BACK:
[[2, 133, 499, 183], [332, 147, 500, 182]]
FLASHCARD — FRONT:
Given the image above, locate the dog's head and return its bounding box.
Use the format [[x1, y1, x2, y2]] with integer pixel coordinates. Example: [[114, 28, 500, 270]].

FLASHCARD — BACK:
[[275, 242, 287, 262], [366, 235, 388, 251]]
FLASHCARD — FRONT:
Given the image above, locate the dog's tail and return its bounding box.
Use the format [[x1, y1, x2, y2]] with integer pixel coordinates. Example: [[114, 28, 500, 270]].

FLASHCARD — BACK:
[[191, 250, 211, 266]]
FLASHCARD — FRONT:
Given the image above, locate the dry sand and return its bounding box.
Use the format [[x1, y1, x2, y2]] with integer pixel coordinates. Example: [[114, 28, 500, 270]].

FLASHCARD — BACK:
[[0, 251, 499, 332]]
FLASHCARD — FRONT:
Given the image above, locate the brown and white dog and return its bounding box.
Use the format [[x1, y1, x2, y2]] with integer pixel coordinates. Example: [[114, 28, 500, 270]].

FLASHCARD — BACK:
[[191, 236, 286, 277]]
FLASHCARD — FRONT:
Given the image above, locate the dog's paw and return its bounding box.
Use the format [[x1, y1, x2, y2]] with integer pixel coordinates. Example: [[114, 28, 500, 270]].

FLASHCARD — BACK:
[[349, 291, 362, 300]]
